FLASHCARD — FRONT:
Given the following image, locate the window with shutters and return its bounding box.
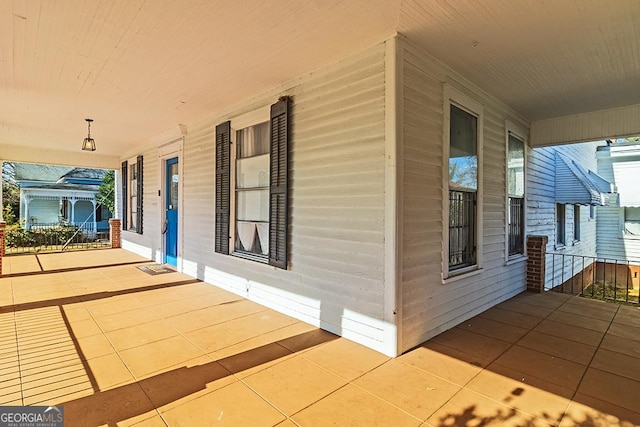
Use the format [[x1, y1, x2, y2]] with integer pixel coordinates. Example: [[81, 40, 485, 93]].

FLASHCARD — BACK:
[[215, 97, 289, 268], [130, 162, 138, 231], [121, 155, 144, 234]]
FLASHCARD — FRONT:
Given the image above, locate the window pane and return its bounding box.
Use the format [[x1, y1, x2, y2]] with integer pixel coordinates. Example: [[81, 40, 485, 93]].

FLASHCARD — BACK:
[[449, 105, 477, 191], [574, 205, 581, 240], [234, 120, 270, 259], [624, 207, 640, 235], [237, 189, 269, 222], [508, 197, 524, 255], [131, 212, 137, 230], [625, 207, 640, 221], [169, 163, 179, 209], [130, 164, 138, 197], [237, 122, 269, 158], [235, 221, 268, 255], [508, 134, 524, 197], [236, 154, 269, 189], [449, 190, 476, 269]]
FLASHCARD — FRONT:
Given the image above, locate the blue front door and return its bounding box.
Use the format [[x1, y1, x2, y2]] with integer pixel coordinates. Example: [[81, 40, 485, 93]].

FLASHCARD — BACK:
[[165, 157, 179, 266]]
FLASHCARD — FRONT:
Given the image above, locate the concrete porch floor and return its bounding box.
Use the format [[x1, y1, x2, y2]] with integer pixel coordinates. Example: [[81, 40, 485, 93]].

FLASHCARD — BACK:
[[1, 249, 640, 426]]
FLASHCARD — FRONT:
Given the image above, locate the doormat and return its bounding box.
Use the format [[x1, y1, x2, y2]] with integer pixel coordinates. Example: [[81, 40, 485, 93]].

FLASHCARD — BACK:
[[136, 264, 175, 275]]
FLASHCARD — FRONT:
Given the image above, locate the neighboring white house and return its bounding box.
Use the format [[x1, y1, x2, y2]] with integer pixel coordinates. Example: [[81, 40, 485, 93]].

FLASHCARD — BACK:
[[15, 164, 112, 233], [596, 140, 640, 264], [527, 142, 616, 290]]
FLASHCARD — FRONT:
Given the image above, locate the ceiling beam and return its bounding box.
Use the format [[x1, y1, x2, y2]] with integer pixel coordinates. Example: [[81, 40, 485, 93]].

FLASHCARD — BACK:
[[0, 143, 120, 169], [531, 103, 640, 147]]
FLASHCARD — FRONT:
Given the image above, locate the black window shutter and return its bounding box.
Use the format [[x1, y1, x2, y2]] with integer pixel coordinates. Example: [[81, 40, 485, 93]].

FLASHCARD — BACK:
[[121, 161, 128, 230], [136, 155, 144, 234], [215, 121, 231, 255], [269, 96, 290, 269]]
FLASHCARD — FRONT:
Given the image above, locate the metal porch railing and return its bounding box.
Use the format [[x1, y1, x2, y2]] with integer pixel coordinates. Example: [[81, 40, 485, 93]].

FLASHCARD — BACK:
[[5, 222, 110, 254], [546, 252, 640, 305]]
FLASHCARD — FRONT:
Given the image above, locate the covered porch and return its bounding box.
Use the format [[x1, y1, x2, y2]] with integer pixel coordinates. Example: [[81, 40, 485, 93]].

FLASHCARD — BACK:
[[1, 249, 639, 426]]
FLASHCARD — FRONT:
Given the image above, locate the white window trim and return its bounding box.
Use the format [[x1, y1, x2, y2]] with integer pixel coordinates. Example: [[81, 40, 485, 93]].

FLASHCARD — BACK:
[[505, 120, 528, 261], [442, 84, 484, 281], [229, 105, 271, 262], [621, 206, 640, 240], [619, 207, 624, 238], [556, 203, 566, 249], [573, 205, 581, 244]]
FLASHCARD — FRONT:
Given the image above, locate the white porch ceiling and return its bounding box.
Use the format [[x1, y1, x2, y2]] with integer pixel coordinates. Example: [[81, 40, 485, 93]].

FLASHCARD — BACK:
[[1, 0, 639, 164]]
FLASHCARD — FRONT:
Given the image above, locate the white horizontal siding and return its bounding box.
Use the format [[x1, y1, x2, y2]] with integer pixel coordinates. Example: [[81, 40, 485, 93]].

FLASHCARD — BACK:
[[594, 206, 640, 262], [399, 36, 529, 352], [597, 146, 640, 263], [613, 160, 640, 207], [175, 42, 392, 355], [25, 199, 58, 224]]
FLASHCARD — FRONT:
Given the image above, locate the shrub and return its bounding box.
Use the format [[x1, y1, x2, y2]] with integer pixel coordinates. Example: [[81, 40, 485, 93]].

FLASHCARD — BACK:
[[2, 205, 17, 225], [6, 226, 36, 248], [5, 225, 87, 248]]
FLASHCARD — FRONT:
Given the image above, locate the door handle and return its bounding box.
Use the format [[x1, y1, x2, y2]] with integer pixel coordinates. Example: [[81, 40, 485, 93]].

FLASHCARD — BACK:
[[162, 219, 168, 235]]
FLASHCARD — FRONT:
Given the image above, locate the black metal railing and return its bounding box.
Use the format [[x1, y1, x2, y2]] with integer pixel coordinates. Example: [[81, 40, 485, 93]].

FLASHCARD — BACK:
[[508, 197, 524, 255], [5, 222, 110, 254], [546, 252, 640, 305], [449, 190, 476, 270]]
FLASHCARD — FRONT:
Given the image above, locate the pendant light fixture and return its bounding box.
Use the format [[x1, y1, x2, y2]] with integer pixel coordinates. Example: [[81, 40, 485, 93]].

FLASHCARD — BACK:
[[82, 118, 96, 151]]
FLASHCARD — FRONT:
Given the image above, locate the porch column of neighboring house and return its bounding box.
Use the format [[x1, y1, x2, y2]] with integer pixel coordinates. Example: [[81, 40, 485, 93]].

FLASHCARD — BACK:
[[109, 218, 121, 248], [91, 199, 97, 234], [69, 197, 77, 225], [526, 235, 548, 293], [24, 195, 30, 230], [0, 221, 5, 277]]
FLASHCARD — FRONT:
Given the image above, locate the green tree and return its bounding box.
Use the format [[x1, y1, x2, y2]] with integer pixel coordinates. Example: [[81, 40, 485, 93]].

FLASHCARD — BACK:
[[97, 170, 115, 214], [2, 162, 19, 224]]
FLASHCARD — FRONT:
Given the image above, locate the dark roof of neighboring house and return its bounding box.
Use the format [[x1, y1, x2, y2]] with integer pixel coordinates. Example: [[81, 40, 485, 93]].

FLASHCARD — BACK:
[[57, 167, 108, 183], [14, 163, 74, 182], [14, 163, 107, 185]]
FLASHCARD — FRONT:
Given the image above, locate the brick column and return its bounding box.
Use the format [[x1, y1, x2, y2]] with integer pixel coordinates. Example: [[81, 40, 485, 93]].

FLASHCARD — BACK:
[[526, 235, 548, 293], [0, 221, 6, 277], [109, 219, 122, 249]]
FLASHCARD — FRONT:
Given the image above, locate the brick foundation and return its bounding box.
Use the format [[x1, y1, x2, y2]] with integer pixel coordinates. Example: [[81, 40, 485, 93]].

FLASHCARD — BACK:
[[526, 235, 548, 293], [109, 219, 122, 249]]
